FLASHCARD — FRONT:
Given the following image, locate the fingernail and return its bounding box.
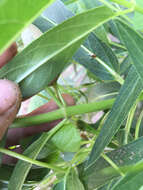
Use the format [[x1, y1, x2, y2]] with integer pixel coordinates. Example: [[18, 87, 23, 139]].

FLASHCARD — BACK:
[[0, 79, 19, 114]]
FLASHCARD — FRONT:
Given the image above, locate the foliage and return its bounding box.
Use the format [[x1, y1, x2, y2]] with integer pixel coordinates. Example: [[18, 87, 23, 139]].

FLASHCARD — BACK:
[[1, 0, 143, 189]]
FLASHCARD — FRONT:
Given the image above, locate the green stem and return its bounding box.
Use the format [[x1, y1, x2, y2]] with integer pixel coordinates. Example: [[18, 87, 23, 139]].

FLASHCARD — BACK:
[[10, 93, 143, 128], [109, 41, 127, 51], [57, 87, 67, 107], [11, 98, 115, 128], [95, 57, 124, 85], [81, 44, 124, 85], [135, 109, 143, 140], [100, 0, 120, 11], [37, 93, 50, 101], [0, 119, 67, 172], [38, 173, 56, 188], [0, 148, 64, 172], [102, 153, 125, 176], [46, 87, 63, 108], [110, 0, 143, 14], [124, 103, 137, 144]]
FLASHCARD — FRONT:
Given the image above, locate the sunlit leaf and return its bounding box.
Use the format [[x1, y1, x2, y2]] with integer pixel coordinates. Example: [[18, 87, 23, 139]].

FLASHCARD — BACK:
[[0, 0, 54, 54], [0, 6, 116, 98]]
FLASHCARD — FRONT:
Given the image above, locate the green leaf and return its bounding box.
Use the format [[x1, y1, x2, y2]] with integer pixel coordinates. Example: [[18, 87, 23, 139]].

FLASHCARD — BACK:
[[66, 168, 85, 190], [114, 19, 143, 83], [0, 182, 8, 190], [84, 136, 143, 189], [83, 81, 120, 105], [80, 0, 102, 9], [111, 171, 143, 190], [134, 0, 143, 30], [0, 165, 49, 182], [74, 32, 119, 81], [36, 2, 119, 82], [62, 0, 78, 6], [8, 133, 50, 190], [54, 168, 85, 190], [94, 25, 109, 44], [116, 129, 133, 146], [97, 179, 119, 190], [0, 6, 116, 98], [0, 0, 54, 54], [109, 156, 143, 190], [108, 20, 121, 40], [120, 56, 131, 75], [42, 0, 73, 25], [37, 142, 60, 164], [8, 120, 66, 190], [111, 157, 143, 190], [53, 180, 65, 190], [33, 15, 54, 33], [86, 66, 143, 170], [27, 90, 48, 112], [51, 123, 81, 152]]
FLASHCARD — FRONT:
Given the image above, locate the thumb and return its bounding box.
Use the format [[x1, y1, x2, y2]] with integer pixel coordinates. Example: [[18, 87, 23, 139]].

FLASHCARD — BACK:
[[0, 80, 21, 140]]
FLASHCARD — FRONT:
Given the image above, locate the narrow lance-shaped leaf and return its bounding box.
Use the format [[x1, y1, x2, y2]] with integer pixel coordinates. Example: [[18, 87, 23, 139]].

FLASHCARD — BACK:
[[0, 165, 49, 182], [8, 119, 67, 190], [97, 179, 119, 190], [111, 170, 143, 190], [53, 180, 66, 190], [0, 6, 116, 98], [86, 66, 143, 170], [0, 0, 54, 54], [53, 168, 85, 190], [74, 32, 119, 81], [111, 158, 143, 190], [114, 19, 143, 83], [42, 0, 74, 23], [84, 136, 143, 189], [8, 133, 50, 190], [37, 1, 120, 82]]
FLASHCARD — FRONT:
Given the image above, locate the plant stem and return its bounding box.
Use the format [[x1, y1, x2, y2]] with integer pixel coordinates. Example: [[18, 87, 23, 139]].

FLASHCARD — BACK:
[[124, 103, 137, 144], [11, 93, 143, 128], [81, 44, 124, 85], [11, 98, 115, 128], [95, 57, 124, 85], [135, 109, 143, 140], [109, 41, 127, 51], [102, 153, 125, 176], [37, 93, 50, 101], [110, 0, 143, 14], [46, 87, 63, 108], [0, 119, 67, 172], [0, 148, 64, 172], [57, 86, 67, 107]]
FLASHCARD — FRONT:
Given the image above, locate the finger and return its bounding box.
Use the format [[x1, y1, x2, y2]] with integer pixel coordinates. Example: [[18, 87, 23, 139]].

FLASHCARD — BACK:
[[6, 94, 75, 146], [0, 80, 21, 140], [0, 43, 17, 68]]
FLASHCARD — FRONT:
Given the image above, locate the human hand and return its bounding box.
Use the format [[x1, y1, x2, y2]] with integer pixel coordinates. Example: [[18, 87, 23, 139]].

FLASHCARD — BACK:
[[0, 43, 21, 140], [0, 43, 75, 164]]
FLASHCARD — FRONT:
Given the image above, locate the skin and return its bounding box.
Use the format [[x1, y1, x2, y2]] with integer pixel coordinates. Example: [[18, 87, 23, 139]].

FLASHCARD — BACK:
[[0, 43, 21, 140], [0, 43, 75, 164]]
